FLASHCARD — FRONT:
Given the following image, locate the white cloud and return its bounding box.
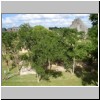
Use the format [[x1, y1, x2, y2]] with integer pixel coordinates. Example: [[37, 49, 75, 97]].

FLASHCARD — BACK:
[[41, 14, 62, 19], [29, 19, 42, 24], [16, 14, 41, 21], [2, 17, 12, 24], [74, 14, 89, 17], [2, 14, 91, 28]]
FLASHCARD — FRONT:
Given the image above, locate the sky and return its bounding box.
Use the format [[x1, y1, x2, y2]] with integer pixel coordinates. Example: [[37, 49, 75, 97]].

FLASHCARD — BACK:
[[2, 14, 92, 28]]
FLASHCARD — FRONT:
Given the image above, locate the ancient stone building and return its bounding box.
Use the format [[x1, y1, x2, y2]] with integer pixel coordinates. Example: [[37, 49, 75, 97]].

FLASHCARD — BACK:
[[7, 27, 19, 32], [70, 18, 88, 39]]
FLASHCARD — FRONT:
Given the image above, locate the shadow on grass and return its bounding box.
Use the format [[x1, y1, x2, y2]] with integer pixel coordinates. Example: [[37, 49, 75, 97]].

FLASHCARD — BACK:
[[9, 65, 16, 71], [74, 65, 98, 86], [74, 67, 83, 78], [81, 71, 98, 86], [2, 72, 19, 80], [37, 70, 63, 82], [45, 70, 63, 78]]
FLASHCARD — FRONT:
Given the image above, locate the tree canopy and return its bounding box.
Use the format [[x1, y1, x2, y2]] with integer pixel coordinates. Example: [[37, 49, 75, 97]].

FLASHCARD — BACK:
[[2, 14, 98, 84]]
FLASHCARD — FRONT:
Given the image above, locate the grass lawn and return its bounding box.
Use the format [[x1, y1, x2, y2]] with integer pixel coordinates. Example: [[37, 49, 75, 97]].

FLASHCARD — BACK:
[[2, 61, 96, 86], [2, 72, 83, 86]]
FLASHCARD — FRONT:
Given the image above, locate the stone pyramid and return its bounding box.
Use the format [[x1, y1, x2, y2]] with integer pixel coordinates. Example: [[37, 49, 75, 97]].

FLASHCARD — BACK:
[[70, 18, 88, 34]]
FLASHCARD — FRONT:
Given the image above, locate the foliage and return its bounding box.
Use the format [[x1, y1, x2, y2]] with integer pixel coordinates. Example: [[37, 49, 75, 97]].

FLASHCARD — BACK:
[[2, 14, 98, 83], [89, 14, 98, 26], [18, 23, 33, 49], [88, 14, 98, 60]]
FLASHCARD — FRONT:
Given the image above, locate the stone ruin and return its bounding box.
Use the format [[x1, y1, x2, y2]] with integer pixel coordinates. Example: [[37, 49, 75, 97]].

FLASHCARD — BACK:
[[47, 64, 66, 72], [20, 63, 66, 76], [70, 18, 88, 33], [20, 66, 36, 75], [70, 18, 88, 39]]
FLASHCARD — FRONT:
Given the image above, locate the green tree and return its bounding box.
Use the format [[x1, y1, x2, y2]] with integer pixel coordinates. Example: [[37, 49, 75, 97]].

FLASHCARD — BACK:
[[60, 28, 93, 74], [88, 14, 98, 61], [18, 23, 33, 49], [89, 14, 98, 26], [30, 26, 61, 82], [2, 31, 18, 72], [22, 25, 67, 82]]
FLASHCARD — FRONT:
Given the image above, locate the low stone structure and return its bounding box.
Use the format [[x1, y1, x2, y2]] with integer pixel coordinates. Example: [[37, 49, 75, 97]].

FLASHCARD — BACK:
[[55, 66, 66, 72], [20, 66, 36, 75], [7, 27, 19, 32], [48, 64, 66, 72]]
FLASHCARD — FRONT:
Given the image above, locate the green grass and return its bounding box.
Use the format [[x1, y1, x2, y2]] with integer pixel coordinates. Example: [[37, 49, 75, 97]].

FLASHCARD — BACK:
[[2, 72, 95, 86], [2, 72, 82, 86], [2, 61, 96, 86]]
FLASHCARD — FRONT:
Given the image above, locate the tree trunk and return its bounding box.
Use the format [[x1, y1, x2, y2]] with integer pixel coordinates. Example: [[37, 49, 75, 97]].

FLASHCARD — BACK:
[[6, 60, 9, 72], [14, 53, 20, 73], [17, 64, 20, 73], [5, 49, 9, 72], [48, 60, 51, 70], [36, 74, 41, 83], [72, 57, 76, 74]]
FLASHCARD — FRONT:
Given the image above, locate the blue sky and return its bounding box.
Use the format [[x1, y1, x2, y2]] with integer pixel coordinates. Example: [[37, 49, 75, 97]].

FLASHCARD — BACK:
[[2, 14, 92, 28]]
